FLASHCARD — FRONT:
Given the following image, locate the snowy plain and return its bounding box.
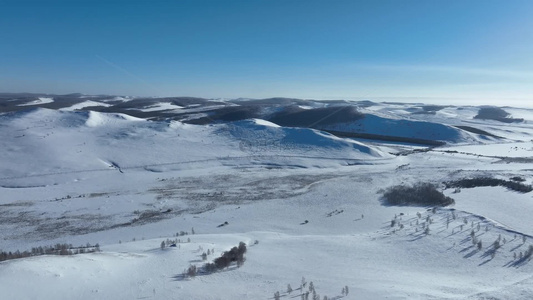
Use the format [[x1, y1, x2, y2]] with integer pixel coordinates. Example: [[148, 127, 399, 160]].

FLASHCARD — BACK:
[[0, 99, 532, 299]]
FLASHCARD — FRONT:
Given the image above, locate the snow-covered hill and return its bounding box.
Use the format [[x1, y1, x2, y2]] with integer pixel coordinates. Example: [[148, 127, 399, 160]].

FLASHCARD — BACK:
[[0, 108, 388, 187], [320, 113, 484, 144]]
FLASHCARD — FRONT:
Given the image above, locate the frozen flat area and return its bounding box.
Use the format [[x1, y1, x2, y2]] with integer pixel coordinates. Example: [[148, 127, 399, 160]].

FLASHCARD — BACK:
[[1, 104, 533, 299]]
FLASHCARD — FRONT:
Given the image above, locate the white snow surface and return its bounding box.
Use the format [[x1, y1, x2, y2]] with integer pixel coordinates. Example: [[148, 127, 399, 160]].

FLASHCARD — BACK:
[[322, 113, 482, 144], [137, 102, 184, 112], [60, 100, 112, 111], [1, 104, 533, 299]]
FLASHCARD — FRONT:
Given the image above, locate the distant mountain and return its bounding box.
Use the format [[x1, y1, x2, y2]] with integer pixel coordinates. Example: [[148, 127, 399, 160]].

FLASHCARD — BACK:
[[2, 93, 531, 146]]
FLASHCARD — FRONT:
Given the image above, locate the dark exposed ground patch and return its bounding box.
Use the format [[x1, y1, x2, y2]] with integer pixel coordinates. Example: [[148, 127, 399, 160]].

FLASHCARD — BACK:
[[0, 207, 114, 240], [150, 173, 336, 208], [1, 172, 340, 241]]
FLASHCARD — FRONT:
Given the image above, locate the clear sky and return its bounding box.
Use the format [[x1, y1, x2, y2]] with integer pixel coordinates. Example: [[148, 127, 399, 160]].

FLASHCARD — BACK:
[[2, 0, 533, 106]]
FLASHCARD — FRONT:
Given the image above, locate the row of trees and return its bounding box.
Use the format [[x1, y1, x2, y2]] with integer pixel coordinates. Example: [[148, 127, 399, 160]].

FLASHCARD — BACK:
[[381, 182, 455, 207], [445, 177, 532, 193], [184, 242, 247, 278], [0, 243, 100, 262], [274, 277, 349, 300]]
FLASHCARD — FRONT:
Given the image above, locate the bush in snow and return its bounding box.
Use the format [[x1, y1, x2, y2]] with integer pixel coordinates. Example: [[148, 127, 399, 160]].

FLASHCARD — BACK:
[[202, 241, 247, 274], [380, 182, 454, 207], [184, 265, 197, 278]]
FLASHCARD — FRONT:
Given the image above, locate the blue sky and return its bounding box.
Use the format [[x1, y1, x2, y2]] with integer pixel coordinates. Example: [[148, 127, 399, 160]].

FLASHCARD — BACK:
[[2, 0, 533, 106]]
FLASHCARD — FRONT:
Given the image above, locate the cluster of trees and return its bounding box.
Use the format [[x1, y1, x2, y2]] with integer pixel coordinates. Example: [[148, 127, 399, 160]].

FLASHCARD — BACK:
[[274, 277, 349, 300], [205, 242, 247, 272], [175, 227, 195, 236], [160, 237, 192, 249], [0, 243, 100, 262], [445, 177, 532, 193], [514, 244, 533, 261], [381, 182, 455, 206], [183, 242, 247, 278]]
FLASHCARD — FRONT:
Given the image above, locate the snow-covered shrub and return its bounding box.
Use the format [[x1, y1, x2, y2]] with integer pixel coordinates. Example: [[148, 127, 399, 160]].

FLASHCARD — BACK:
[[380, 183, 455, 206], [203, 241, 247, 274]]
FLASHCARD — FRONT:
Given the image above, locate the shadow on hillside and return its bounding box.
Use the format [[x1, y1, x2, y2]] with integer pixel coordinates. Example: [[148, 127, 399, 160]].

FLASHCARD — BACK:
[[504, 256, 531, 268], [407, 232, 427, 242], [478, 258, 493, 266], [463, 248, 479, 259], [171, 265, 239, 281]]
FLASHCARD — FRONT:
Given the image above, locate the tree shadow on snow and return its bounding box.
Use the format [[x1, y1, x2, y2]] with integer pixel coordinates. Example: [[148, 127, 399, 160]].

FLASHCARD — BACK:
[[510, 243, 525, 252], [170, 265, 240, 281], [459, 245, 474, 253], [504, 257, 531, 268], [407, 233, 427, 242], [478, 258, 493, 266], [463, 248, 479, 259]]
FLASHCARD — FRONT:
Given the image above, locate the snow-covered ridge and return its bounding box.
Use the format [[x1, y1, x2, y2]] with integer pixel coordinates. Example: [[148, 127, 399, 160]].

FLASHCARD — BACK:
[[224, 119, 390, 158], [17, 97, 54, 106], [85, 111, 145, 127], [60, 100, 112, 111], [321, 113, 488, 144], [0, 109, 387, 187]]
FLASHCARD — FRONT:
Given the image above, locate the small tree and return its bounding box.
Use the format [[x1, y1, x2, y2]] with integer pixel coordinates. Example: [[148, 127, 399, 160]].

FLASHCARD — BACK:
[[186, 265, 197, 277], [493, 239, 500, 250], [287, 284, 293, 294], [160, 241, 166, 250], [313, 290, 319, 300], [345, 286, 349, 295], [274, 291, 280, 300], [236, 254, 245, 267], [525, 245, 533, 259]]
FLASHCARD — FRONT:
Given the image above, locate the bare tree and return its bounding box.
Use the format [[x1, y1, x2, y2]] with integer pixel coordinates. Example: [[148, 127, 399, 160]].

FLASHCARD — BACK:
[[274, 291, 280, 300]]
